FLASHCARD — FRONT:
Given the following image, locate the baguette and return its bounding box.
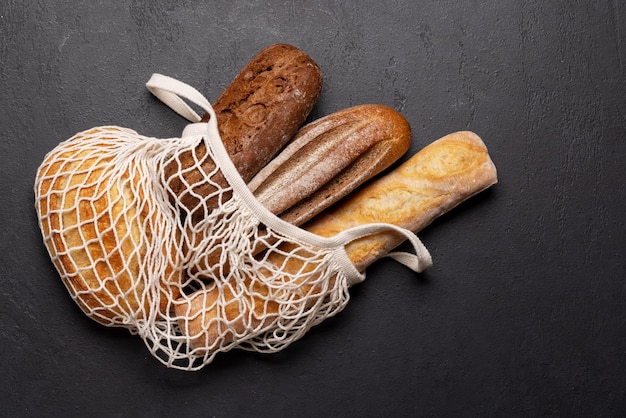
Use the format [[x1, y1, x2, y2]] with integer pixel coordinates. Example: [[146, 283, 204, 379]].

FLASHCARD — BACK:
[[176, 131, 498, 350], [307, 130, 498, 271]]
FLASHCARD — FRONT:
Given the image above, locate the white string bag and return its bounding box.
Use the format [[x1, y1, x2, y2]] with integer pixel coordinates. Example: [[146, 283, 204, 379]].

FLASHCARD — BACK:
[[35, 74, 432, 370]]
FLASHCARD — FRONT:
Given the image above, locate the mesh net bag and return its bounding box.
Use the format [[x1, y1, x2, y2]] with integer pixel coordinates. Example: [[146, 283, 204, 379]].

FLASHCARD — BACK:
[[34, 74, 431, 370]]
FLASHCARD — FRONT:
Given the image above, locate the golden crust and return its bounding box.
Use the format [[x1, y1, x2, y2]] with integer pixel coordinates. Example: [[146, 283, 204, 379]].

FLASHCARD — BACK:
[[304, 131, 498, 270], [251, 104, 412, 225], [36, 127, 181, 326]]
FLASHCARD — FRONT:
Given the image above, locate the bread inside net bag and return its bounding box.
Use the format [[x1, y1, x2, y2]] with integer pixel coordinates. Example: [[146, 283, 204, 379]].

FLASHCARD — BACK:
[[34, 74, 432, 370]]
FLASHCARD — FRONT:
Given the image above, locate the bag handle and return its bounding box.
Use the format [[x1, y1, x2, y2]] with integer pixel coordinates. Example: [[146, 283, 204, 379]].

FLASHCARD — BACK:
[[146, 73, 214, 123]]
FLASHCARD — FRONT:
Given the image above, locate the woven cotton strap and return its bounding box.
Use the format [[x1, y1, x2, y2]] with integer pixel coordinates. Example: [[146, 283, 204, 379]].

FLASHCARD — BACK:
[[146, 73, 432, 281]]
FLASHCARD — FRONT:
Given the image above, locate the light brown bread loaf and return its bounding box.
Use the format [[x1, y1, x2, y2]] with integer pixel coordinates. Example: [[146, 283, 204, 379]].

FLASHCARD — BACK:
[[306, 130, 498, 271], [249, 104, 412, 226]]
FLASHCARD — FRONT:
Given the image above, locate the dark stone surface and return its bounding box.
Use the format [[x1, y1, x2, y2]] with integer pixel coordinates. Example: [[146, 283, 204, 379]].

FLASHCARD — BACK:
[[1, 1, 625, 416]]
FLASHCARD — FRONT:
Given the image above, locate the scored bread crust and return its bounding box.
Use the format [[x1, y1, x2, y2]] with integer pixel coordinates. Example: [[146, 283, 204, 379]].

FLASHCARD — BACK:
[[212, 43, 323, 181], [35, 127, 182, 326], [182, 104, 414, 278], [249, 104, 412, 226]]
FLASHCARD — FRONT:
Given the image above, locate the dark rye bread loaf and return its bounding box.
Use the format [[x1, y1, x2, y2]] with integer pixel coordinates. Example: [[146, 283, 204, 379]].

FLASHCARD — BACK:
[[164, 44, 323, 222]]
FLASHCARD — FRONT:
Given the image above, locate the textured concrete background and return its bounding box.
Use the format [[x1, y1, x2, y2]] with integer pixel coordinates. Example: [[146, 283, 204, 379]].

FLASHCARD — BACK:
[[1, 1, 625, 416]]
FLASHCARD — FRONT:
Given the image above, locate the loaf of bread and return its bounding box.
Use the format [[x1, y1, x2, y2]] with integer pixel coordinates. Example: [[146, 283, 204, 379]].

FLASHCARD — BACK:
[[35, 127, 184, 326], [176, 131, 498, 350], [249, 104, 412, 226], [306, 130, 498, 271], [165, 44, 323, 222]]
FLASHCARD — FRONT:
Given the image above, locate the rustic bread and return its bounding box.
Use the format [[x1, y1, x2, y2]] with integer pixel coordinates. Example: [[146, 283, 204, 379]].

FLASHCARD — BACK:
[[36, 127, 183, 326], [249, 104, 412, 226], [184, 104, 414, 277], [164, 44, 323, 222], [306, 130, 498, 271]]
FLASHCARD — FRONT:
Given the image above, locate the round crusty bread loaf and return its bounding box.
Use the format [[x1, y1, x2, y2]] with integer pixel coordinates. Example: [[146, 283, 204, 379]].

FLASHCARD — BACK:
[[35, 127, 183, 326]]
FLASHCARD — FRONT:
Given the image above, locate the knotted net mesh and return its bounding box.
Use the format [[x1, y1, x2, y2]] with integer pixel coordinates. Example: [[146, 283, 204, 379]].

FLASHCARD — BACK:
[[34, 74, 430, 370]]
